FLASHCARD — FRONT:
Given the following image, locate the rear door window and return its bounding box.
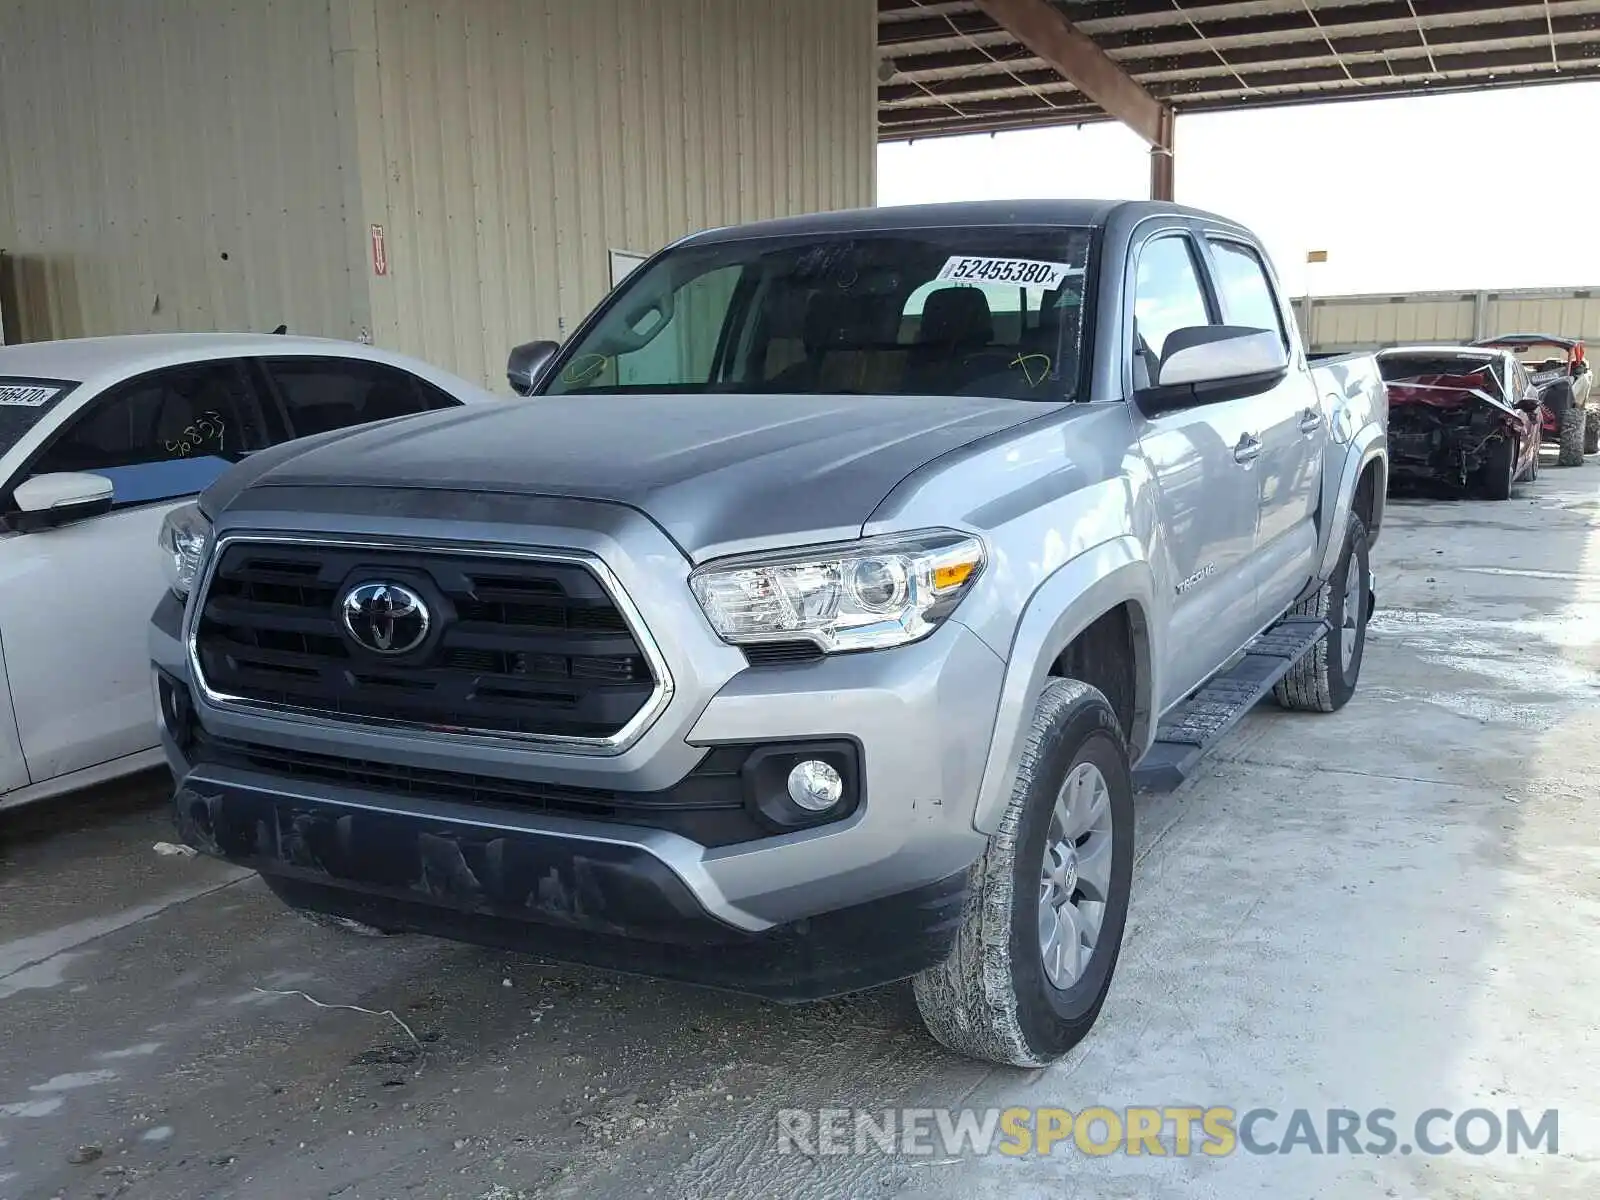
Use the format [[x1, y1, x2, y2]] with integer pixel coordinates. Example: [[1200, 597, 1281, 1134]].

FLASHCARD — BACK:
[[1206, 239, 1286, 344], [25, 360, 270, 507], [260, 357, 461, 437]]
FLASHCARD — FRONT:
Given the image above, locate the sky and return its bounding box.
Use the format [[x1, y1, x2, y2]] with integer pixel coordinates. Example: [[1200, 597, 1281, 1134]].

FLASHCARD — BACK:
[[878, 80, 1600, 299]]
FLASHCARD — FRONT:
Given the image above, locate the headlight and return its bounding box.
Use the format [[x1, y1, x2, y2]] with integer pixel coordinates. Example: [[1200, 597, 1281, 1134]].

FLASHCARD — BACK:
[[689, 530, 985, 653], [158, 503, 213, 599]]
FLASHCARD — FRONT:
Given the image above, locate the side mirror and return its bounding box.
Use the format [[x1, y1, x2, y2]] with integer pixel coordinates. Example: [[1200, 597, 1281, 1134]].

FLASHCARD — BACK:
[[1136, 326, 1289, 413], [12, 472, 114, 530], [1516, 393, 1543, 413], [506, 340, 560, 395]]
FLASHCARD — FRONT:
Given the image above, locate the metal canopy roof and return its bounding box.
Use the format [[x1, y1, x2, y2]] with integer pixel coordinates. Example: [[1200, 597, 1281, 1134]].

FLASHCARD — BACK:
[[878, 0, 1600, 140]]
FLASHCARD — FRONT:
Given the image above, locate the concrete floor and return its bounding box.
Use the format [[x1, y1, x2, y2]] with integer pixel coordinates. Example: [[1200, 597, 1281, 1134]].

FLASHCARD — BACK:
[[2, 458, 1598, 1200]]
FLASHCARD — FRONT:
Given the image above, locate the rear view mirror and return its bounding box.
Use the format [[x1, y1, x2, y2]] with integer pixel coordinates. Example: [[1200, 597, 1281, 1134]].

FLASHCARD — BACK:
[[12, 472, 114, 530], [1137, 326, 1289, 412], [507, 340, 560, 395]]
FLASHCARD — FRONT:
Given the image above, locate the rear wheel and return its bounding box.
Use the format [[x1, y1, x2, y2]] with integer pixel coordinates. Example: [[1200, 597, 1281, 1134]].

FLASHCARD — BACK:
[[913, 681, 1134, 1067], [1476, 435, 1516, 500], [1274, 514, 1370, 713], [1585, 406, 1600, 456], [1555, 391, 1586, 466]]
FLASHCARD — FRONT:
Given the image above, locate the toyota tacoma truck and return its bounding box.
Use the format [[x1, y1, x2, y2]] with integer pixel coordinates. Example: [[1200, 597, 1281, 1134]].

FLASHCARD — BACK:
[[150, 200, 1388, 1068]]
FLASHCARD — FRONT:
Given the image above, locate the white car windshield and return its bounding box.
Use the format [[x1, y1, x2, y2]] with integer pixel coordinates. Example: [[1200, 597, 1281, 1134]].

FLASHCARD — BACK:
[[542, 227, 1094, 402]]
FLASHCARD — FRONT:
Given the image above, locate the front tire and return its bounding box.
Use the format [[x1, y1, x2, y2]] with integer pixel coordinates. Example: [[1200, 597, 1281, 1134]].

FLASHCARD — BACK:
[[913, 681, 1134, 1067], [1585, 406, 1600, 456], [1273, 514, 1370, 713]]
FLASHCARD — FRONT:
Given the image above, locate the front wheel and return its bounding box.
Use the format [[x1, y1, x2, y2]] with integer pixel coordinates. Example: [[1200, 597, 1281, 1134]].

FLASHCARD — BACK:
[[913, 681, 1134, 1067], [1274, 514, 1370, 713], [1585, 406, 1600, 456]]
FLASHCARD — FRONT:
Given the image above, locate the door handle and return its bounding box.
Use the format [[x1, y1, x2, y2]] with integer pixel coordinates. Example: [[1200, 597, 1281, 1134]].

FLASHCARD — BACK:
[[1298, 407, 1323, 434], [1233, 433, 1263, 464]]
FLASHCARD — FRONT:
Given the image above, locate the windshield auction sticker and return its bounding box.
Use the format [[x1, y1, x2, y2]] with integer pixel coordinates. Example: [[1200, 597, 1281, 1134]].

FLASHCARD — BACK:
[[0, 384, 64, 407], [937, 256, 1083, 288], [0, 379, 73, 455]]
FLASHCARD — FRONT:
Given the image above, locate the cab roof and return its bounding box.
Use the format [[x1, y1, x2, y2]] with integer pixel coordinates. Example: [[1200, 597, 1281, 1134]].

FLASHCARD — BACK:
[[677, 199, 1237, 245]]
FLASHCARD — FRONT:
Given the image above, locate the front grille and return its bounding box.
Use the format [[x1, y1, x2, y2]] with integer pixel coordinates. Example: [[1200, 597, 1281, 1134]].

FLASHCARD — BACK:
[[190, 730, 768, 847], [194, 542, 659, 742]]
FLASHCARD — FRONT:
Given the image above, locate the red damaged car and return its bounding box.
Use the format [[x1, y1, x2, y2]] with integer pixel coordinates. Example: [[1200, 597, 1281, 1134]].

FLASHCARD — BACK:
[[1377, 345, 1543, 500]]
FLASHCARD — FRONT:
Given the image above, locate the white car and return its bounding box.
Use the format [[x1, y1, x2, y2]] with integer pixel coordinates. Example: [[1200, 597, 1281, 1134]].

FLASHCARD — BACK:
[[0, 333, 497, 810]]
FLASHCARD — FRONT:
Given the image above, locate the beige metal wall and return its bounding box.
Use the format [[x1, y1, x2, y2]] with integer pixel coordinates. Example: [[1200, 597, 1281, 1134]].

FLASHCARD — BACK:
[[1, 0, 877, 387], [345, 0, 878, 388], [0, 0, 363, 345], [1300, 287, 1600, 354]]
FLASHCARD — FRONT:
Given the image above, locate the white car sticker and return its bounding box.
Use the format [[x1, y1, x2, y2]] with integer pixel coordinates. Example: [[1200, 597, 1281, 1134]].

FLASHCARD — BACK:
[[0, 384, 63, 407], [1531, 368, 1565, 385], [936, 256, 1082, 289]]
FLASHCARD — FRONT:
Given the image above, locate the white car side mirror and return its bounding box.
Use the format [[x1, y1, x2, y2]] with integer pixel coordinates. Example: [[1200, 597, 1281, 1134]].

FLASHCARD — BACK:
[[13, 471, 115, 529]]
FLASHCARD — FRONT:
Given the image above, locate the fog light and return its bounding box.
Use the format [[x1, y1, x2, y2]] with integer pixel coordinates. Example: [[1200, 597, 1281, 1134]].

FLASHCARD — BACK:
[[786, 759, 843, 812]]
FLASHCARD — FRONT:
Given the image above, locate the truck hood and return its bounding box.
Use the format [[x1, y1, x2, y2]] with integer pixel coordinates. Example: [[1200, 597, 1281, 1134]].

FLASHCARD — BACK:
[[206, 393, 1061, 561]]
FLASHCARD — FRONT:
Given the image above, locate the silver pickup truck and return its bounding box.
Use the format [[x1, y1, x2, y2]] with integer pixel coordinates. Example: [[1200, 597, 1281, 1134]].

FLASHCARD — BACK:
[[150, 200, 1388, 1068]]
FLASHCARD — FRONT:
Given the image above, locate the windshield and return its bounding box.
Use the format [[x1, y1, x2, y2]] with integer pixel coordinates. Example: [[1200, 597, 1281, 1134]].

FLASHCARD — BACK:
[[541, 227, 1094, 402], [0, 378, 77, 457]]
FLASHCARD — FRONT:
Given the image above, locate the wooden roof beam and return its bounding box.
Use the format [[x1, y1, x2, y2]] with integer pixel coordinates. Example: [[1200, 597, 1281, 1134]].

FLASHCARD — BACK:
[[973, 0, 1173, 146]]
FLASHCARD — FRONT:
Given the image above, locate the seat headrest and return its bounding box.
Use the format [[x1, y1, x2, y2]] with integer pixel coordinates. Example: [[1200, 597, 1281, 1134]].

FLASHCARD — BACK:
[[919, 287, 994, 348]]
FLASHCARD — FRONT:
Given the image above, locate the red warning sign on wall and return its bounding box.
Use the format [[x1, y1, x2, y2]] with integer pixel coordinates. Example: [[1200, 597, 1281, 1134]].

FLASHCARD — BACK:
[[370, 224, 388, 276]]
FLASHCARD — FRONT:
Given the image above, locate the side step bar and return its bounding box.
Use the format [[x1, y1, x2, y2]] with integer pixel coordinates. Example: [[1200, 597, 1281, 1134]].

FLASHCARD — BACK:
[[1132, 615, 1331, 793]]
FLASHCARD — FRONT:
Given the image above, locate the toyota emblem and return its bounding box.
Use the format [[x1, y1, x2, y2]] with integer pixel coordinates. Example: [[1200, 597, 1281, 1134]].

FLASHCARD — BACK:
[[340, 581, 430, 655]]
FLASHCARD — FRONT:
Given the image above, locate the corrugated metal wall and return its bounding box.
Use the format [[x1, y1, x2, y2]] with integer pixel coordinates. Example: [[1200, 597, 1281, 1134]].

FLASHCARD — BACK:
[[349, 0, 877, 389], [1484, 292, 1600, 341], [0, 0, 362, 345], [1301, 287, 1600, 353], [1, 0, 876, 384]]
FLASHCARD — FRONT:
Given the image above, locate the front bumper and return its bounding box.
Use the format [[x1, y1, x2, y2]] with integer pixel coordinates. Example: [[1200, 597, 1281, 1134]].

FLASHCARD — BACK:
[[173, 773, 967, 1001], [150, 504, 1002, 996]]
